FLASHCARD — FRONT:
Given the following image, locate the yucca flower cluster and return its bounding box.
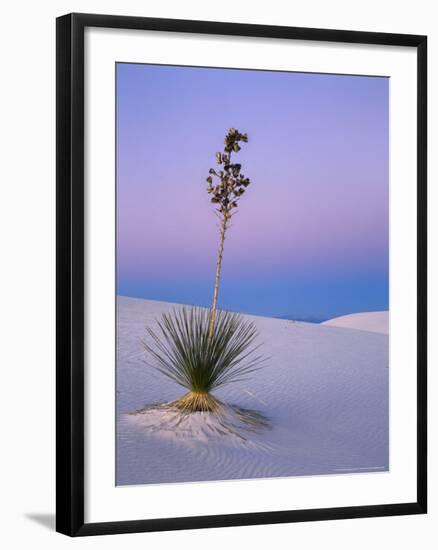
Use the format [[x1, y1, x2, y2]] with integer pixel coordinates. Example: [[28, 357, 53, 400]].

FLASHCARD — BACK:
[[206, 128, 251, 220]]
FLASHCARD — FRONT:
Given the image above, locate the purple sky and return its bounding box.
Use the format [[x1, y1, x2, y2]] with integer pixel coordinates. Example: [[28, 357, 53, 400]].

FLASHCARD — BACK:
[[116, 63, 389, 321]]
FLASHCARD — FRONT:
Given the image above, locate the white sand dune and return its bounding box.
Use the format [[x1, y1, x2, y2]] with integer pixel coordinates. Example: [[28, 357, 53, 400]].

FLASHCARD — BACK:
[[322, 311, 389, 334], [117, 297, 389, 486]]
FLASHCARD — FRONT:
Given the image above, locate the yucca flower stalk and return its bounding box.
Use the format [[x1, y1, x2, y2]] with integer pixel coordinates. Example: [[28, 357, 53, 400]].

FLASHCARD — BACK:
[[206, 128, 251, 338], [144, 128, 263, 413]]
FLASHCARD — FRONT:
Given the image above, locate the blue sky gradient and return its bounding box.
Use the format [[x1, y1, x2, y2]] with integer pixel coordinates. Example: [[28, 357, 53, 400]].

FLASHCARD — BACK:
[[116, 63, 389, 321]]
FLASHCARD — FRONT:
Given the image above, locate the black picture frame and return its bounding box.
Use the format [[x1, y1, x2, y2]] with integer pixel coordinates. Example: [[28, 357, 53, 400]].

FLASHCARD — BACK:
[[56, 12, 427, 537]]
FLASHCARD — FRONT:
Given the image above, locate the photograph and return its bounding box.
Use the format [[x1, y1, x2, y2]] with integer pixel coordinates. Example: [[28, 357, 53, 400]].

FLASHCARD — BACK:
[[115, 62, 390, 486]]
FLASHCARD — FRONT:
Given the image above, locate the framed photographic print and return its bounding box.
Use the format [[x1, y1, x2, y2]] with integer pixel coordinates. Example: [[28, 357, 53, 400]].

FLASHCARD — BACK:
[[56, 13, 427, 536]]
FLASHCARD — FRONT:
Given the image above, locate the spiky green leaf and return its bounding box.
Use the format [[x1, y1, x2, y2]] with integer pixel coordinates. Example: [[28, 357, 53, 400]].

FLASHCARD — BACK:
[[144, 308, 265, 393]]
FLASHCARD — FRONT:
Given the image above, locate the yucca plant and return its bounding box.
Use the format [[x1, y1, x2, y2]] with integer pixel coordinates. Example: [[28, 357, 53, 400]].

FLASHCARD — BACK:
[[144, 307, 263, 412], [144, 128, 263, 413]]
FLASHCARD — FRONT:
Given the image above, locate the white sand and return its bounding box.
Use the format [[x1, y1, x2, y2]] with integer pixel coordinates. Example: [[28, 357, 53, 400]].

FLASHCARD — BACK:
[[117, 297, 389, 485], [322, 311, 389, 334]]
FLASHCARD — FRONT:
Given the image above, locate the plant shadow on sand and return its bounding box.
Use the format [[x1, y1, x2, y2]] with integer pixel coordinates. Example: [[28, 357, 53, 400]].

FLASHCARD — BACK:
[[128, 399, 271, 450]]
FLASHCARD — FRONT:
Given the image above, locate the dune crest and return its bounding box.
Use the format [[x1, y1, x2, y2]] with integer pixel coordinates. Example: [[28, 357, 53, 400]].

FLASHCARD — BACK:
[[322, 311, 389, 334]]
